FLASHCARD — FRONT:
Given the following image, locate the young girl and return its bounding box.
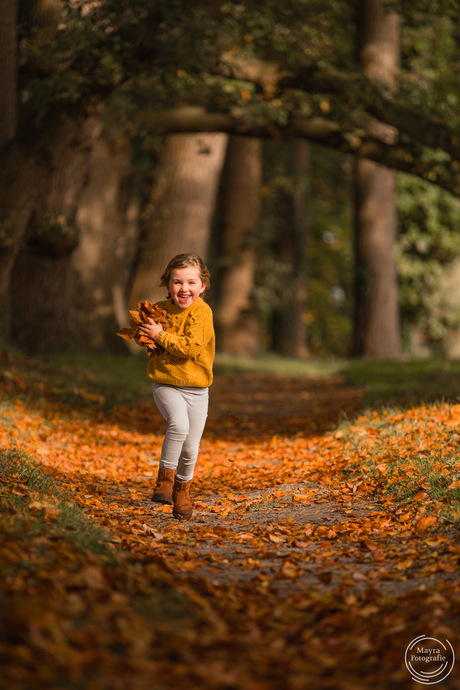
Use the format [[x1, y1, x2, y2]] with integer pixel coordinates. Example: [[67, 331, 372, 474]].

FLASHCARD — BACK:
[[138, 253, 215, 519]]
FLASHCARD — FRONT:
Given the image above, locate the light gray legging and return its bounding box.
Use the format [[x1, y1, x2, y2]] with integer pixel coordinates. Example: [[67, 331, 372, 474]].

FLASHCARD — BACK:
[[152, 382, 209, 482]]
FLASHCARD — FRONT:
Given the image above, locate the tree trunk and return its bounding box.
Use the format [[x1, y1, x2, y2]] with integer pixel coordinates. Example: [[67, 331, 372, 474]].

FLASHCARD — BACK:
[[444, 259, 460, 358], [353, 0, 402, 358], [272, 140, 309, 359], [0, 1, 141, 353], [70, 117, 140, 351], [0, 0, 65, 343], [0, 133, 51, 342], [128, 133, 228, 310], [8, 110, 140, 353], [215, 136, 262, 356], [0, 0, 17, 150]]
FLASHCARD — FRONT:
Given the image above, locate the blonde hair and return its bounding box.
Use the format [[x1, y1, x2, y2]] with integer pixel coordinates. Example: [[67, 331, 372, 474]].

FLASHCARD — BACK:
[[159, 253, 211, 292]]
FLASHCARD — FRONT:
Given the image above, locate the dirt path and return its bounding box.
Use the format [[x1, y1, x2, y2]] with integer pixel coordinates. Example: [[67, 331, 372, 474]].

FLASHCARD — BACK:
[[100, 480, 457, 600], [77, 373, 458, 688], [89, 374, 458, 601], [2, 359, 459, 689]]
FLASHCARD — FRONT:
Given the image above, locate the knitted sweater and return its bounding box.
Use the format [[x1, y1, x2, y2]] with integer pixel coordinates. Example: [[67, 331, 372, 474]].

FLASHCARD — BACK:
[[147, 297, 215, 387]]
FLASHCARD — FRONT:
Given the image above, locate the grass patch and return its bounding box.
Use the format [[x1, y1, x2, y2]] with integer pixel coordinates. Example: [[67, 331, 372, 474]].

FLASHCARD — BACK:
[[47, 351, 150, 395], [5, 347, 460, 411], [28, 351, 460, 422], [341, 357, 460, 407], [214, 352, 344, 378], [0, 446, 112, 557], [47, 350, 344, 388], [215, 353, 460, 409], [0, 349, 151, 413], [391, 452, 460, 519], [333, 403, 460, 526]]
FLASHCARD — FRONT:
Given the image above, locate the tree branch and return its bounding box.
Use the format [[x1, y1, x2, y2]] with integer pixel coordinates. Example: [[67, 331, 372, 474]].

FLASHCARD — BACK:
[[278, 66, 460, 161], [217, 55, 460, 161], [133, 106, 460, 197]]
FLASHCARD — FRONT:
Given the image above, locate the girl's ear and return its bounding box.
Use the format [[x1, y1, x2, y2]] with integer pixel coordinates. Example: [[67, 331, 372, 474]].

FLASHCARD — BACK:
[[200, 283, 206, 294]]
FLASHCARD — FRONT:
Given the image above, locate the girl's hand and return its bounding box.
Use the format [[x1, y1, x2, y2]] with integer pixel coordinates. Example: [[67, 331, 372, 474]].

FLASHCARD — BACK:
[[138, 318, 163, 339]]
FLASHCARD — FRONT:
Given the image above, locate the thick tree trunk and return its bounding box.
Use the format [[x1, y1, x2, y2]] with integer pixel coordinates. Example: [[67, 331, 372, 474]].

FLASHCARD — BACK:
[[69, 117, 140, 351], [1, 0, 140, 352], [353, 0, 402, 358], [0, 0, 66, 343], [7, 111, 139, 353], [215, 136, 262, 355], [0, 134, 51, 342], [0, 0, 17, 149], [272, 140, 309, 359], [128, 133, 228, 310]]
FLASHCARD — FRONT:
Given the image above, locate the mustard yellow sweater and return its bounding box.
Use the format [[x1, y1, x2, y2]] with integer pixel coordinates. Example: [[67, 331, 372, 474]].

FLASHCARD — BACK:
[[147, 297, 215, 387]]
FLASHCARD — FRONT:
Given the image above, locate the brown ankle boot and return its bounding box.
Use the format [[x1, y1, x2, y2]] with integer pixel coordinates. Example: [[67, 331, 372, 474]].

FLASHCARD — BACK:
[[152, 468, 175, 505], [172, 478, 193, 519]]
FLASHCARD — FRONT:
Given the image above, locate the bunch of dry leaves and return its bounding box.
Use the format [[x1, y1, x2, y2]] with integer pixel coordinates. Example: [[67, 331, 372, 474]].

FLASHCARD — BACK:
[[117, 301, 171, 356]]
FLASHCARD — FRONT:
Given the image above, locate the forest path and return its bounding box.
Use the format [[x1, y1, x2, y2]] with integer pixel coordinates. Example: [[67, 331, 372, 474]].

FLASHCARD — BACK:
[[86, 373, 456, 601], [2, 356, 459, 689]]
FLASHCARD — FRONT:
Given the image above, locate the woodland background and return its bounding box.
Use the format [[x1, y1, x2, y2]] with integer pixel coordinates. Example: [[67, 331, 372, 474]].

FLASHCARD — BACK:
[[2, 4, 460, 688], [1, 0, 460, 362]]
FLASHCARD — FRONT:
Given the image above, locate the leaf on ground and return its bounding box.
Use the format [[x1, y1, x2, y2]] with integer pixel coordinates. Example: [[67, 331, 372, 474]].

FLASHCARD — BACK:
[[1, 351, 459, 689]]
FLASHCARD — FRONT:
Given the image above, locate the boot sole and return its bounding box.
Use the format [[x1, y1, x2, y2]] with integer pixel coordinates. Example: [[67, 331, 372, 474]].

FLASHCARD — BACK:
[[173, 510, 193, 519], [152, 494, 173, 505]]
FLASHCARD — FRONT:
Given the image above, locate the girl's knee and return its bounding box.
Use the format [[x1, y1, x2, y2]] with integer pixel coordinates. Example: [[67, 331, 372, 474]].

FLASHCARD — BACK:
[[167, 420, 189, 439]]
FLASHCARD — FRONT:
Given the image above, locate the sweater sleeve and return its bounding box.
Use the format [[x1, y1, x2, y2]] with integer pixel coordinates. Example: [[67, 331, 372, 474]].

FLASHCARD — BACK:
[[156, 304, 213, 359]]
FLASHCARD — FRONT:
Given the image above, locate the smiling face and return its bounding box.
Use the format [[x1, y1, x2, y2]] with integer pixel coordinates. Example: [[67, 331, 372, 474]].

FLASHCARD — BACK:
[[168, 266, 206, 309]]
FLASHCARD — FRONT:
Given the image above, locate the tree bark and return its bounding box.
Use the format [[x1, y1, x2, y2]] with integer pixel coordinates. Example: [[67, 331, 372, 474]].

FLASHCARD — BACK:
[[70, 117, 140, 351], [8, 110, 140, 353], [3, 124, 226, 354], [0, 0, 17, 150], [443, 259, 460, 358], [353, 0, 402, 359], [128, 133, 228, 312], [215, 136, 262, 356], [272, 140, 309, 359], [0, 133, 51, 342], [0, 0, 65, 343]]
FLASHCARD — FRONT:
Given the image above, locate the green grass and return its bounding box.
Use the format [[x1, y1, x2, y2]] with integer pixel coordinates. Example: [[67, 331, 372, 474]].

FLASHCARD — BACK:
[[52, 351, 149, 393], [214, 352, 344, 377], [42, 351, 460, 410], [215, 353, 460, 409], [396, 452, 460, 513], [374, 449, 460, 522], [379, 454, 460, 527], [0, 447, 112, 557], [47, 350, 343, 387], [331, 402, 460, 526], [342, 357, 460, 407]]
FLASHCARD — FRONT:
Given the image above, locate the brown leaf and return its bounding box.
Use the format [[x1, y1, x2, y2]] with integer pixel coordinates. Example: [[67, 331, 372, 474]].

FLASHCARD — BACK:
[[116, 327, 137, 340], [116, 301, 171, 353], [415, 515, 439, 533]]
